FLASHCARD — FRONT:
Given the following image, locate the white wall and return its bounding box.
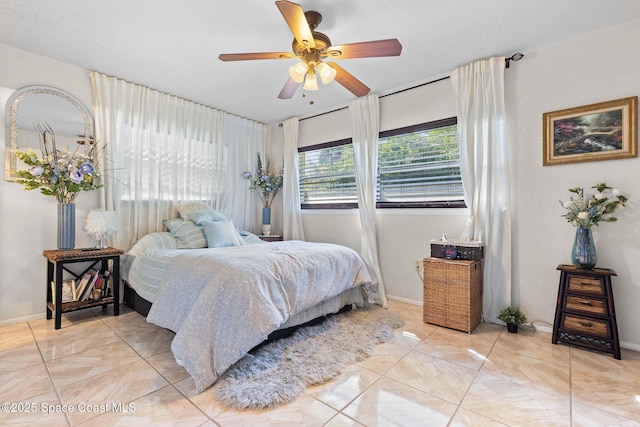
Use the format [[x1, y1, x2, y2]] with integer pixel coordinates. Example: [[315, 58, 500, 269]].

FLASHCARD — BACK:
[[272, 19, 640, 348], [0, 44, 99, 324], [510, 20, 640, 349]]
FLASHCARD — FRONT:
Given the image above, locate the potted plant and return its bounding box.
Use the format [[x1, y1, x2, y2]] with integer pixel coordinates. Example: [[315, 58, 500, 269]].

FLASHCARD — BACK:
[[497, 306, 527, 333]]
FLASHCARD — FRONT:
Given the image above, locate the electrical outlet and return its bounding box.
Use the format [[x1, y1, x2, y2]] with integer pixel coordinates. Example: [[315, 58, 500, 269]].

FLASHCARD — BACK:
[[414, 259, 422, 272]]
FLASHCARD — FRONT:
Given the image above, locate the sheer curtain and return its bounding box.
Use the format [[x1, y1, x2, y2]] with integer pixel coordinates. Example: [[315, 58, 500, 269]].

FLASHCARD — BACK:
[[349, 94, 387, 307], [91, 72, 265, 250], [217, 114, 267, 232], [282, 117, 305, 241], [450, 57, 512, 323]]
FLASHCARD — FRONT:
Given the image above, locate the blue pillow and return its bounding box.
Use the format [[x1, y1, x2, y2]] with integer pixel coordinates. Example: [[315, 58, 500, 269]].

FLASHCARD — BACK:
[[188, 209, 227, 225], [202, 219, 243, 248], [163, 219, 207, 249]]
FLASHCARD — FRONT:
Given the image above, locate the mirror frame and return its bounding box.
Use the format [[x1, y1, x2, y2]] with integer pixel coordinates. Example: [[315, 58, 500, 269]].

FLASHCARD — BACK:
[[4, 85, 93, 181]]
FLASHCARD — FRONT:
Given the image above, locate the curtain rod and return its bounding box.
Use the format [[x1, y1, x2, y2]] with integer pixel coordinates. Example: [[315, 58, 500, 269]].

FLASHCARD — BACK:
[[279, 53, 523, 126]]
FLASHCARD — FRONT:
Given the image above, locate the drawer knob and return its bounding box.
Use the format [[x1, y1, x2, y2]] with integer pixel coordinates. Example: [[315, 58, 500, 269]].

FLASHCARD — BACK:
[[579, 301, 593, 306], [580, 322, 592, 328]]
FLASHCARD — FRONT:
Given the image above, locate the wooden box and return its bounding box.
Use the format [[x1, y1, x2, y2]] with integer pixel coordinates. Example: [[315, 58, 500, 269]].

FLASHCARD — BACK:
[[423, 257, 483, 333]]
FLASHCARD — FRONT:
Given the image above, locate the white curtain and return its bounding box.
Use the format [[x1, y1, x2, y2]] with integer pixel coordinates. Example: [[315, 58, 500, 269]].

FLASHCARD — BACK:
[[217, 114, 267, 232], [90, 72, 265, 250], [450, 57, 512, 323], [282, 117, 305, 241], [349, 95, 387, 307]]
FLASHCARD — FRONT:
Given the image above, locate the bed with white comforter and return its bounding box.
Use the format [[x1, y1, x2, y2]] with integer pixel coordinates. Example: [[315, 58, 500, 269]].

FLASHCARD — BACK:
[[123, 234, 374, 392]]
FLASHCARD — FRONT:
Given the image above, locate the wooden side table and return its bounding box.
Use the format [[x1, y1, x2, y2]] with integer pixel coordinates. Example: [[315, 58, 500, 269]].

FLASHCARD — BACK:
[[43, 247, 123, 329], [259, 235, 283, 242], [423, 257, 483, 333], [552, 264, 620, 359]]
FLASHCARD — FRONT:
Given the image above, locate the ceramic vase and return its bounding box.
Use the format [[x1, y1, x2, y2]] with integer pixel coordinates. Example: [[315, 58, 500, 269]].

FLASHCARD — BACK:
[[571, 227, 596, 269], [57, 203, 75, 250]]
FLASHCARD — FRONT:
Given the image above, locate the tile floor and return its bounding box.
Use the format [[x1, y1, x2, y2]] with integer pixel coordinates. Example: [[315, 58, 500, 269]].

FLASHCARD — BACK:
[[1, 300, 639, 426]]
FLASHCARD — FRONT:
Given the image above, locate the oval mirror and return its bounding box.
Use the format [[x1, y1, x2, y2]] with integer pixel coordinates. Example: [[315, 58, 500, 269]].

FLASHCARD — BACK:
[[4, 86, 93, 181]]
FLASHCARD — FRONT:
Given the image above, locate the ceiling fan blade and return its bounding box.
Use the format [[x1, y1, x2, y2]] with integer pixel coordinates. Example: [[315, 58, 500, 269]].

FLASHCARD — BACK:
[[278, 77, 300, 99], [326, 63, 370, 97], [219, 52, 295, 61], [327, 39, 402, 59], [276, 0, 315, 49]]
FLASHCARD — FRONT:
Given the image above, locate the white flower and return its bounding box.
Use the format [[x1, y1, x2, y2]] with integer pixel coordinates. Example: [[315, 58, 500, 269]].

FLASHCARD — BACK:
[[594, 193, 605, 200], [577, 212, 589, 219], [612, 188, 621, 196], [563, 201, 573, 208]]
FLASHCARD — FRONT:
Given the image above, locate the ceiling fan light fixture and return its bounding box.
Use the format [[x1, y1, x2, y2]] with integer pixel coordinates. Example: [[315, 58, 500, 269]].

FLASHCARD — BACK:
[[303, 69, 319, 91], [289, 61, 309, 83], [317, 62, 337, 84]]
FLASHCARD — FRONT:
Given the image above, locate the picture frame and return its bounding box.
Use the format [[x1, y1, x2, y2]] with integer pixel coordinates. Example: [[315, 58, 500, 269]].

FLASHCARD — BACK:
[[543, 96, 637, 166], [51, 279, 77, 304]]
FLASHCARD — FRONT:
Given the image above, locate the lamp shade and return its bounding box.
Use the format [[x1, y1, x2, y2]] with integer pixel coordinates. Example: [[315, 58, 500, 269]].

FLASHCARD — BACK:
[[288, 61, 309, 83], [317, 62, 337, 84], [85, 209, 118, 248], [303, 70, 319, 91]]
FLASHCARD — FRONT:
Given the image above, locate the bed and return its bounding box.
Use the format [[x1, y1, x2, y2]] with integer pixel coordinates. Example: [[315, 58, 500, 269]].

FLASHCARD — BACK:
[[121, 210, 375, 392]]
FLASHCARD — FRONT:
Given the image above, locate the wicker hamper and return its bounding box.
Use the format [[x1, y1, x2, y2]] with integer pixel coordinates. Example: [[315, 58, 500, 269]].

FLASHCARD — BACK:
[[423, 257, 483, 333]]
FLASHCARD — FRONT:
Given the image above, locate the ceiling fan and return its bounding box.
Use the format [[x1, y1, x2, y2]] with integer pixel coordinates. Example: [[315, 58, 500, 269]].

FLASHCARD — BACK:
[[218, 0, 402, 99]]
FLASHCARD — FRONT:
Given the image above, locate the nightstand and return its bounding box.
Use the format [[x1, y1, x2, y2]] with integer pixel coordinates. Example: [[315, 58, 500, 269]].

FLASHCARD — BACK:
[[43, 247, 123, 329], [552, 264, 620, 359], [258, 235, 283, 242]]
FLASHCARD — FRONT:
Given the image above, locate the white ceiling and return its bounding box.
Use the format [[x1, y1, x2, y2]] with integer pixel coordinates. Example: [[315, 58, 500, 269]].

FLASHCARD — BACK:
[[2, 0, 640, 126]]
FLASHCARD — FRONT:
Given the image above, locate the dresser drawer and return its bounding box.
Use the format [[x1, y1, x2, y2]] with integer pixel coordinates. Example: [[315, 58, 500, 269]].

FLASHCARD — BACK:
[[565, 296, 607, 315], [561, 314, 610, 338], [566, 275, 604, 295]]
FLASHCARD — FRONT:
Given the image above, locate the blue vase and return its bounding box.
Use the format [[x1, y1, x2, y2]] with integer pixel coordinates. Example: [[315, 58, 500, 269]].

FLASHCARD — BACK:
[[262, 207, 271, 225], [57, 203, 75, 250], [571, 227, 596, 269]]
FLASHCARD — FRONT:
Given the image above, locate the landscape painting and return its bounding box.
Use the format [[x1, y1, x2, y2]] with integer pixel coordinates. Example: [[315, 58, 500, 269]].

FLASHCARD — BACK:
[[543, 97, 637, 165]]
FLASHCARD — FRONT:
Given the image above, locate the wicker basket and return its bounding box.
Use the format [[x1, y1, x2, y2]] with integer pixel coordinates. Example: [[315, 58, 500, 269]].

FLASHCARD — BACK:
[[423, 257, 483, 333]]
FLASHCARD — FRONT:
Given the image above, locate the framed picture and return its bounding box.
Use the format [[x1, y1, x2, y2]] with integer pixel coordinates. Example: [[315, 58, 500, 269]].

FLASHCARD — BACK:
[[543, 96, 637, 166], [51, 279, 77, 303]]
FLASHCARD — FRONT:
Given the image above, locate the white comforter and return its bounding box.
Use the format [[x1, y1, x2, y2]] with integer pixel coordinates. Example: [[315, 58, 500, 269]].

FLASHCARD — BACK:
[[146, 240, 374, 392]]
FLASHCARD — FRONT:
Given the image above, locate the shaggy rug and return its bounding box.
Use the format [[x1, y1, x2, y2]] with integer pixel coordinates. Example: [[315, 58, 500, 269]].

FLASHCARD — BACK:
[[212, 305, 404, 409]]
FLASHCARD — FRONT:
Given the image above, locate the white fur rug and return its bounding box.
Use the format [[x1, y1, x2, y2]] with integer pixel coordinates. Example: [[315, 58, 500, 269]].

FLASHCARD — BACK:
[[212, 305, 404, 409]]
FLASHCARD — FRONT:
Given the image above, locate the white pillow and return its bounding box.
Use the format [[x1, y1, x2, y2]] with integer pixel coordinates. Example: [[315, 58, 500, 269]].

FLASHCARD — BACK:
[[202, 219, 243, 248], [175, 201, 213, 220]]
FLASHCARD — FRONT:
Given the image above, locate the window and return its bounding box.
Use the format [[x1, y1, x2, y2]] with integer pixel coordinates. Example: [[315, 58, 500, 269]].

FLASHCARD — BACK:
[[299, 139, 358, 208], [298, 117, 465, 209], [377, 117, 464, 208]]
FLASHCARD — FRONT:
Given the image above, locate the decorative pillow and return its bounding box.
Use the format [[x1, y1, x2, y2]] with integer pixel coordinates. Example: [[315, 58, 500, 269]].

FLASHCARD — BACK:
[[241, 231, 266, 245], [202, 219, 243, 248], [187, 209, 227, 225], [175, 201, 213, 220], [163, 218, 207, 249]]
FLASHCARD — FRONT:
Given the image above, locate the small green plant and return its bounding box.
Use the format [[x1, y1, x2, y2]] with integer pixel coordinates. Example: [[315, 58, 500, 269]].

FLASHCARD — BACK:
[[497, 306, 527, 326]]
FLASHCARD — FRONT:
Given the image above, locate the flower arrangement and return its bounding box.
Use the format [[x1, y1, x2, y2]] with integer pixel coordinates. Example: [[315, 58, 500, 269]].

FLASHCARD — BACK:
[[12, 123, 103, 203], [497, 306, 527, 326], [242, 153, 283, 208], [560, 183, 628, 229]]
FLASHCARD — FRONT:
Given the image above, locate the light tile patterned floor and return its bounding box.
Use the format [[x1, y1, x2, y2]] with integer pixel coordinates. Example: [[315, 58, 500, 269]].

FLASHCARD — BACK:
[[1, 300, 639, 426]]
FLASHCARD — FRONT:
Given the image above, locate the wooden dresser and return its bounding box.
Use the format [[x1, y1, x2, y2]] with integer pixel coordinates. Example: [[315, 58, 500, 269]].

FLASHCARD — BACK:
[[423, 257, 483, 333], [552, 264, 620, 359]]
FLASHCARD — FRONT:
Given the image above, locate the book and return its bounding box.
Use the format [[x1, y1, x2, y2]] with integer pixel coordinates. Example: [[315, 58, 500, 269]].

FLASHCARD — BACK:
[[80, 269, 100, 301], [75, 272, 93, 301], [51, 279, 76, 306]]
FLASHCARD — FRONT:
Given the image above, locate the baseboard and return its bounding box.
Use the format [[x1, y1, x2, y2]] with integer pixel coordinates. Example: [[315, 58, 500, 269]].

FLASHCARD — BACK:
[[0, 312, 44, 326], [386, 295, 422, 306]]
